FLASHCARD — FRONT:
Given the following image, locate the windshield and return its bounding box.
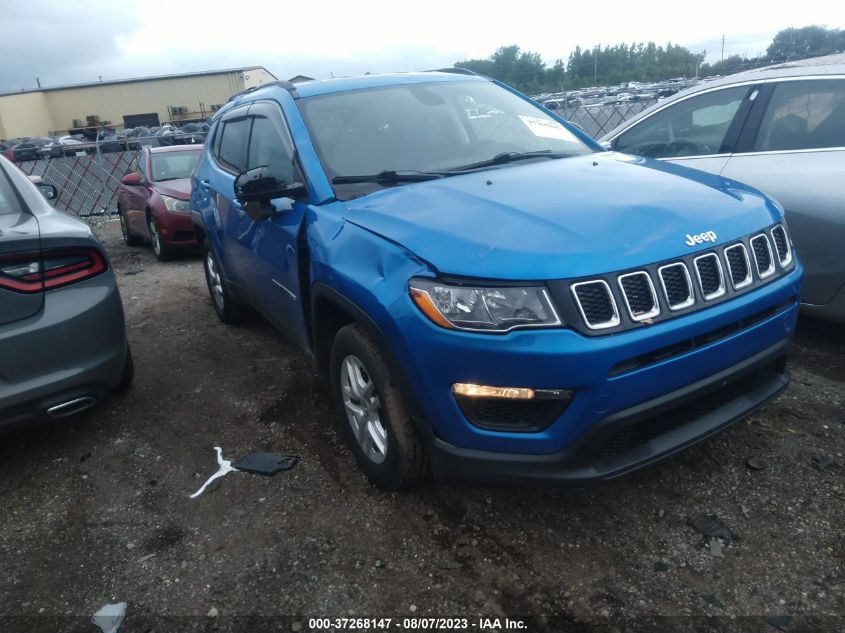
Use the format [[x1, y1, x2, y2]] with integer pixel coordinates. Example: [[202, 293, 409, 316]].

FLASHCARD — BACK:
[[149, 150, 201, 182], [298, 80, 592, 183]]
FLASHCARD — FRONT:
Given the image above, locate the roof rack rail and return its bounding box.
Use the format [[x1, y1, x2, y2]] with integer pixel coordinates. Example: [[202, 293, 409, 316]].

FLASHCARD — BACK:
[[428, 67, 479, 76], [226, 80, 300, 104]]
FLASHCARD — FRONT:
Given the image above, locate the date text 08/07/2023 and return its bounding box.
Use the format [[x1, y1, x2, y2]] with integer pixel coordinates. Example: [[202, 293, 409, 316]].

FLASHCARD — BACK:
[[307, 617, 528, 630]]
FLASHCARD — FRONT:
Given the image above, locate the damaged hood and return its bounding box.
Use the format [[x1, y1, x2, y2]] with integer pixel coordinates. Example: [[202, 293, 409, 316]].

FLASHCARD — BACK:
[[344, 153, 781, 280]]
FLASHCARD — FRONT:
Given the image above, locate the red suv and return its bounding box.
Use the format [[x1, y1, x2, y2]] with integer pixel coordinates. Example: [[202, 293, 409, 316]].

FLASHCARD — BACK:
[[117, 146, 202, 260]]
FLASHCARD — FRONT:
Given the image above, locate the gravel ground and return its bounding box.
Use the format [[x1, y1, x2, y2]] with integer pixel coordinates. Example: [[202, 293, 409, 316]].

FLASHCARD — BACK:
[[1, 220, 843, 633]]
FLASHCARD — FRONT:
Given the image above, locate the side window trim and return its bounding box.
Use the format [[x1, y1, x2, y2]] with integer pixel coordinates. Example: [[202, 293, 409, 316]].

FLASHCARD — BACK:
[[250, 100, 306, 184], [716, 85, 759, 154], [734, 83, 776, 154], [211, 104, 252, 175], [611, 81, 761, 148]]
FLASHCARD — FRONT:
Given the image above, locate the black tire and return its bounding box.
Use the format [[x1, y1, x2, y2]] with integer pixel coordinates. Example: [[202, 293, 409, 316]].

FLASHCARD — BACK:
[[330, 323, 428, 490], [202, 241, 249, 324], [113, 344, 134, 393], [147, 213, 173, 261], [119, 207, 142, 246]]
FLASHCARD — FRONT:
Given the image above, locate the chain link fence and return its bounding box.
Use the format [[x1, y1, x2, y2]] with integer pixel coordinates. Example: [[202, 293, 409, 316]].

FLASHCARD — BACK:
[[17, 150, 135, 217], [551, 98, 657, 138], [13, 134, 204, 217], [12, 100, 654, 218]]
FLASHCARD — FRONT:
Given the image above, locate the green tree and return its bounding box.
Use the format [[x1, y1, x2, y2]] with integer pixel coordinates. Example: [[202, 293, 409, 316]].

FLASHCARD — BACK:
[[767, 25, 845, 61]]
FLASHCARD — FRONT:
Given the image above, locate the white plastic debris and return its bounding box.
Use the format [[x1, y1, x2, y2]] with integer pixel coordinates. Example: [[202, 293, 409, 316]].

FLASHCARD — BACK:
[[190, 447, 238, 499], [92, 601, 127, 633]]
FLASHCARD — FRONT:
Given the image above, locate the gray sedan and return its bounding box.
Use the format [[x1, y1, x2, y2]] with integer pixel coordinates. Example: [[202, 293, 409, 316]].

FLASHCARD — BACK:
[[0, 156, 132, 429], [602, 53, 845, 322]]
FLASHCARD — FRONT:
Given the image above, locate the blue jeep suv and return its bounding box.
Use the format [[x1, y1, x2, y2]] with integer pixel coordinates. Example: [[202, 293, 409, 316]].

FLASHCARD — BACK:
[[191, 70, 802, 490]]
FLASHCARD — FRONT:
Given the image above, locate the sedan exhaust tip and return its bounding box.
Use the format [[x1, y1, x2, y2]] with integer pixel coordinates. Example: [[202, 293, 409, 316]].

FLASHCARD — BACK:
[[46, 396, 97, 419]]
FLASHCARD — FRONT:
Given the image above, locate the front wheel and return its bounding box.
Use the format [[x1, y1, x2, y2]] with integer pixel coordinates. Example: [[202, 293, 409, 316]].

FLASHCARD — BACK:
[[148, 214, 173, 261], [330, 324, 428, 490], [202, 242, 248, 324]]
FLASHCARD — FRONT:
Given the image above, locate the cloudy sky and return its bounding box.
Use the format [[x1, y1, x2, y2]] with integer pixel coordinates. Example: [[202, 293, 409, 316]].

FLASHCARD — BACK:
[[1, 0, 843, 92]]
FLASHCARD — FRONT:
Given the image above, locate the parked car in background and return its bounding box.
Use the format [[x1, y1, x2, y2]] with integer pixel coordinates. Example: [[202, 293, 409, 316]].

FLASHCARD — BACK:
[[39, 136, 88, 158], [117, 145, 202, 260], [602, 53, 845, 322], [11, 138, 52, 162], [0, 156, 133, 430], [192, 73, 801, 490]]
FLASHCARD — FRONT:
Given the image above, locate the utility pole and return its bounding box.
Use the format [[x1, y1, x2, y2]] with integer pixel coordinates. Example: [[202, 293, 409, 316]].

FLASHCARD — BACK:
[[594, 44, 599, 85], [36, 77, 41, 89], [721, 34, 725, 61]]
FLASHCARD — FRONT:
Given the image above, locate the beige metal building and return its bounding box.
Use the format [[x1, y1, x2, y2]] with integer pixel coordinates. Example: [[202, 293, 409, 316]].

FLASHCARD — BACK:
[[0, 66, 277, 139]]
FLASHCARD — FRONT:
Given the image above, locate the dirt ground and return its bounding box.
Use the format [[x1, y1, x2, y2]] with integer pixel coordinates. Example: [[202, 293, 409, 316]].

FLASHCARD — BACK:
[[1, 220, 843, 633]]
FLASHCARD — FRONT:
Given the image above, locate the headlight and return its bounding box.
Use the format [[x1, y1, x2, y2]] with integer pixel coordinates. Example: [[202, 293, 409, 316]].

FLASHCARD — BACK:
[[162, 195, 190, 213], [409, 278, 562, 332]]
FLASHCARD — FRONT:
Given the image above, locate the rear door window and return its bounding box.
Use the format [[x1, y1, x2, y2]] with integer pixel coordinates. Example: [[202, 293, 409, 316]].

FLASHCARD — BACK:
[[613, 85, 751, 158], [215, 117, 251, 173], [752, 78, 845, 152]]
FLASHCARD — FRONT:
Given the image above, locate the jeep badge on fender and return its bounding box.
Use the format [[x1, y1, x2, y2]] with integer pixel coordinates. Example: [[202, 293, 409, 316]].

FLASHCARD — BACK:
[[685, 230, 718, 246]]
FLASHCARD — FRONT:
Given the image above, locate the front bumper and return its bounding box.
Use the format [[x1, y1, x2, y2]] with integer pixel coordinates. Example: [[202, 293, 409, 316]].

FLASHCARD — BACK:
[[378, 262, 802, 482], [430, 338, 788, 483], [155, 208, 198, 247]]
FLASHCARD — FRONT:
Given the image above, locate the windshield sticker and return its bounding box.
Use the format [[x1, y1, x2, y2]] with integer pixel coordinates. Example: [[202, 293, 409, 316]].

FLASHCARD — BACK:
[[518, 115, 578, 141]]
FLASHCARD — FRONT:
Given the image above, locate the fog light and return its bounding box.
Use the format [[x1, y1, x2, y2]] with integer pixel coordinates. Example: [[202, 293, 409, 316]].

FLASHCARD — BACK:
[[453, 383, 534, 399], [452, 383, 572, 401]]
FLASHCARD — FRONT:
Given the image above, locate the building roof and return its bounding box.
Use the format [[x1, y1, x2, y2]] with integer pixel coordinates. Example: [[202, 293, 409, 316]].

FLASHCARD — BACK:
[[0, 66, 275, 97]]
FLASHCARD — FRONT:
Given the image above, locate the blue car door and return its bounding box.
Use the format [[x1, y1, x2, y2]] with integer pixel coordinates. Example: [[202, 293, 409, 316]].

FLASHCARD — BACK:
[[239, 102, 310, 351], [197, 104, 257, 294]]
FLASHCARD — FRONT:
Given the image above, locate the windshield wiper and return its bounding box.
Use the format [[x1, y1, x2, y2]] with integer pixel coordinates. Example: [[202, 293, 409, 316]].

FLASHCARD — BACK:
[[445, 150, 572, 172], [332, 170, 446, 184]]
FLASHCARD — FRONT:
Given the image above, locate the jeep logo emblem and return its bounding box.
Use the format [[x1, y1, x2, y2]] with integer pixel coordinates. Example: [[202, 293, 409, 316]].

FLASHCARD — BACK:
[[685, 230, 717, 247]]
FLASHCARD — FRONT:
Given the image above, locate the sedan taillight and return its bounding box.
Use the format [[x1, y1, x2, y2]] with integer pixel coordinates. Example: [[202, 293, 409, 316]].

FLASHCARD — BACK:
[[0, 248, 107, 293]]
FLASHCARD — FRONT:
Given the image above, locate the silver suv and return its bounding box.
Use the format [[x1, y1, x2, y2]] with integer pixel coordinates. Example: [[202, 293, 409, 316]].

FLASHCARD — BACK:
[[603, 54, 845, 322]]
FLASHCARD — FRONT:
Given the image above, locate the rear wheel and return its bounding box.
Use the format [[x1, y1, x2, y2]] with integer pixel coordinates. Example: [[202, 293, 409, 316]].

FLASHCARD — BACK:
[[203, 241, 248, 323], [147, 213, 172, 261], [119, 208, 142, 246], [330, 324, 428, 490]]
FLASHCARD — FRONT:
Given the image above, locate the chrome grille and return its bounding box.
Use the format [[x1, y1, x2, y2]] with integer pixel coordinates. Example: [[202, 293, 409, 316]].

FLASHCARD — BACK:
[[566, 225, 793, 333], [724, 243, 752, 289], [618, 271, 660, 321], [694, 253, 725, 300], [658, 263, 694, 310], [750, 234, 775, 278], [770, 225, 792, 267], [571, 280, 620, 330]]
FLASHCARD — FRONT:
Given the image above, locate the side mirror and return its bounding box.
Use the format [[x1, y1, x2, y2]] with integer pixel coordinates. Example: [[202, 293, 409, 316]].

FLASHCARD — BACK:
[[234, 166, 306, 204], [36, 183, 57, 201], [121, 172, 143, 186], [600, 141, 612, 151]]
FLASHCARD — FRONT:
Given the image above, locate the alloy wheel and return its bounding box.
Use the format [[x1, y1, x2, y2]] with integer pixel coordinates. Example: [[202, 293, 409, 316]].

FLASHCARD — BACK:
[[340, 354, 388, 464], [205, 252, 225, 311], [148, 218, 161, 256]]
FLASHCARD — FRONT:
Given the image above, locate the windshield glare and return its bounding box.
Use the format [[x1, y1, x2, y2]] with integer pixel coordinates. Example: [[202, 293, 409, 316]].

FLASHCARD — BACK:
[[298, 80, 592, 180], [150, 151, 201, 182]]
